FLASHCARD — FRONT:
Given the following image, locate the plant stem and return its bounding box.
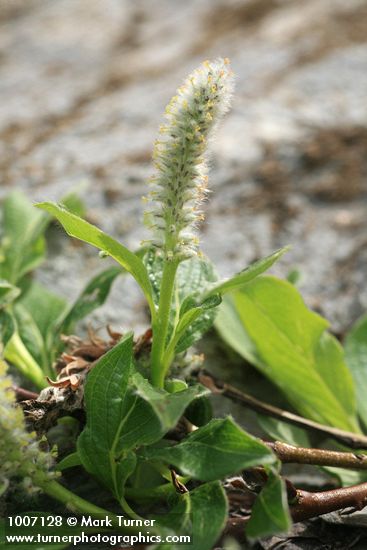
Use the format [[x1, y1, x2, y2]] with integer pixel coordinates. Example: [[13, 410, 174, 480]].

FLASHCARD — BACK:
[[151, 260, 178, 388], [5, 333, 46, 390], [119, 495, 144, 521], [32, 471, 134, 532], [28, 469, 163, 536], [266, 441, 367, 470], [198, 370, 367, 449]]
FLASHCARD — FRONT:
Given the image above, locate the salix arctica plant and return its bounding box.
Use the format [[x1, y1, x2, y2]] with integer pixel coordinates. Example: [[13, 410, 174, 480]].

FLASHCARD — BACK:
[[6, 58, 365, 546], [37, 58, 287, 389], [145, 58, 234, 386]]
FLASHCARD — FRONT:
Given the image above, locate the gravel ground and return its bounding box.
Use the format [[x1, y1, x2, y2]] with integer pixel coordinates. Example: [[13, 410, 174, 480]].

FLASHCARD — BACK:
[[1, 0, 366, 333]]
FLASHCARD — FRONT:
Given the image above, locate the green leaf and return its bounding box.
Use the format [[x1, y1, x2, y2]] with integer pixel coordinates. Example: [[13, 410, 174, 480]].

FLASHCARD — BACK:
[[179, 294, 221, 346], [57, 452, 82, 471], [257, 416, 310, 448], [78, 335, 207, 498], [116, 376, 209, 451], [156, 481, 228, 550], [19, 269, 121, 367], [13, 304, 48, 371], [0, 310, 15, 349], [345, 313, 367, 428], [184, 395, 213, 427], [144, 249, 217, 307], [144, 249, 220, 357], [323, 465, 367, 488], [246, 471, 291, 538], [167, 294, 222, 357], [35, 202, 155, 317], [0, 280, 20, 307], [314, 332, 356, 421], [286, 268, 302, 286], [214, 292, 261, 367], [19, 281, 67, 348], [144, 249, 220, 352], [142, 248, 164, 307], [13, 305, 45, 365], [14, 283, 67, 375], [60, 190, 86, 217], [173, 257, 220, 353], [176, 254, 217, 300], [187, 482, 228, 550], [142, 417, 275, 481], [4, 331, 46, 389], [216, 276, 359, 432], [204, 247, 289, 298], [59, 266, 121, 334], [77, 334, 135, 498], [1, 191, 49, 284], [164, 378, 188, 393]]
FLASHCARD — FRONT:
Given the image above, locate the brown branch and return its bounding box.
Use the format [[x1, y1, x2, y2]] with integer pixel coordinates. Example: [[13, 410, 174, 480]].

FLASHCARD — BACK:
[[291, 482, 367, 522], [198, 370, 367, 449], [266, 441, 367, 470], [223, 482, 367, 533], [12, 385, 39, 401]]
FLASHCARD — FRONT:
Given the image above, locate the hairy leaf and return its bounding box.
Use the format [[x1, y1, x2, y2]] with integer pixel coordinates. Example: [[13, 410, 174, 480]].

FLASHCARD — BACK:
[[167, 294, 222, 357], [143, 250, 217, 307], [184, 395, 213, 427], [116, 375, 209, 451], [77, 334, 135, 498], [142, 417, 275, 481], [178, 295, 221, 352], [78, 335, 207, 497], [246, 471, 291, 538], [144, 250, 219, 351], [204, 247, 289, 298], [156, 481, 228, 550]]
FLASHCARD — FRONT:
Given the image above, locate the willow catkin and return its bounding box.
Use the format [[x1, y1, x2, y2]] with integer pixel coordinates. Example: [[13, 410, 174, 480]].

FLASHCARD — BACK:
[[0, 361, 54, 495], [144, 58, 234, 262]]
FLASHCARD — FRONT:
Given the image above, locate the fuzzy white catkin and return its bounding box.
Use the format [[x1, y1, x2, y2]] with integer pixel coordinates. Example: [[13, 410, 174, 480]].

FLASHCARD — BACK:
[[0, 361, 54, 495], [144, 58, 234, 261]]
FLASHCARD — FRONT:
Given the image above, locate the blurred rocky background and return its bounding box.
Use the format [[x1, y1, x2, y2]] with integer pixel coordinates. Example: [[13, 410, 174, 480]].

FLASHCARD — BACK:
[[0, 0, 366, 333]]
